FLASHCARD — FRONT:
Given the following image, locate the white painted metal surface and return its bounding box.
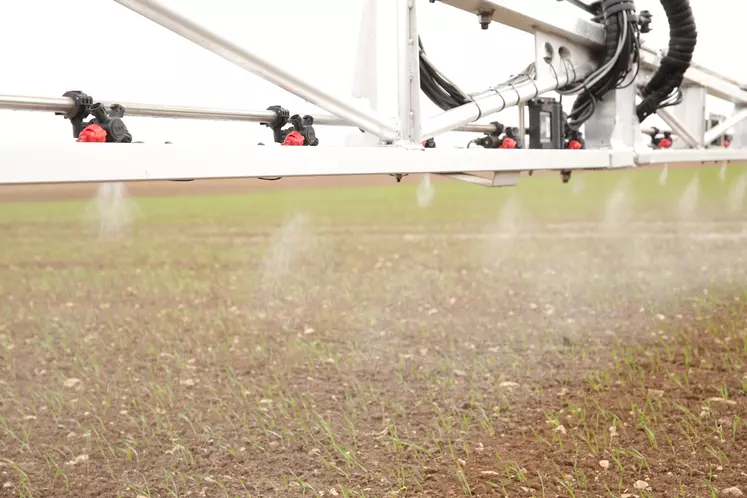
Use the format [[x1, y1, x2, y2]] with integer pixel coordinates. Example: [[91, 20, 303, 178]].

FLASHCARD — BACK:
[[635, 148, 747, 165], [0, 144, 626, 185], [438, 0, 604, 47]]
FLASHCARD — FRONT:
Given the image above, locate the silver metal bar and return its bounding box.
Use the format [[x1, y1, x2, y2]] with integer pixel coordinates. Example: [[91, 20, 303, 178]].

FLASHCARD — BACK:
[[671, 86, 706, 149], [438, 0, 604, 47], [703, 108, 747, 146], [656, 107, 700, 149], [0, 93, 496, 134], [0, 144, 628, 185], [639, 45, 746, 88], [635, 148, 747, 165], [421, 66, 590, 139], [111, 0, 399, 141], [0, 94, 299, 123], [518, 104, 526, 147], [397, 0, 421, 143], [690, 60, 744, 88], [639, 47, 747, 105]]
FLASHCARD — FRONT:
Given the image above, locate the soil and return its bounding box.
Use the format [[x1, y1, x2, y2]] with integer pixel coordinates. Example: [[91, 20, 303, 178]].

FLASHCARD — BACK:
[[0, 175, 746, 498]]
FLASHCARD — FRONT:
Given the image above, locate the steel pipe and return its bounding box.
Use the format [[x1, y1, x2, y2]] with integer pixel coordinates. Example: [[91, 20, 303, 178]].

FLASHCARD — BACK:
[[656, 107, 701, 149], [0, 94, 499, 134]]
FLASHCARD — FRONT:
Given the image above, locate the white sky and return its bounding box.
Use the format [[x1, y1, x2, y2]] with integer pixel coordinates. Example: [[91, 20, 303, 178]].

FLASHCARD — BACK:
[[0, 0, 740, 148]]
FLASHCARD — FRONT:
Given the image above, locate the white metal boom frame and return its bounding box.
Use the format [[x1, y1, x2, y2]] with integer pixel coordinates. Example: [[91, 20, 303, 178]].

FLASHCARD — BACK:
[[1, 0, 747, 187]]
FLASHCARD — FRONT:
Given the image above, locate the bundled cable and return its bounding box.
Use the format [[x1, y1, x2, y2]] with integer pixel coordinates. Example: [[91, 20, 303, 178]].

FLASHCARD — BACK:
[[636, 0, 697, 123], [419, 38, 473, 111], [419, 37, 539, 113], [558, 0, 641, 130]]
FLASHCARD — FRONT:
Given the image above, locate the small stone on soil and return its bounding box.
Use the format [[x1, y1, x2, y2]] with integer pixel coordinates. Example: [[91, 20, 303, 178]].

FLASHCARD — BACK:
[[66, 454, 89, 466], [64, 378, 81, 388], [599, 460, 610, 469], [708, 397, 738, 405], [721, 487, 744, 497], [634, 479, 650, 490]]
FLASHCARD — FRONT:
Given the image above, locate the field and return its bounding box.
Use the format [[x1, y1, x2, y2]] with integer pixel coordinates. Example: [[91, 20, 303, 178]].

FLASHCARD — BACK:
[[1, 166, 746, 498]]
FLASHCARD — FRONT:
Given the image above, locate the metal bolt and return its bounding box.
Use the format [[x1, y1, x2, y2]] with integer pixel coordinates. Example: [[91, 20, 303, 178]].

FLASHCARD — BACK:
[[478, 12, 492, 30]]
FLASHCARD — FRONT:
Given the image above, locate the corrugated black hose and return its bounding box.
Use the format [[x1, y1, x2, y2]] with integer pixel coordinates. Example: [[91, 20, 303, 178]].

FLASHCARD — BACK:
[[636, 0, 697, 122]]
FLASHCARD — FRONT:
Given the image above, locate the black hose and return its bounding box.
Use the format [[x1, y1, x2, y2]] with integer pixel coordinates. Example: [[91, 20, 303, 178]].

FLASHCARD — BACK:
[[636, 0, 697, 122], [566, 0, 640, 130], [418, 38, 471, 111]]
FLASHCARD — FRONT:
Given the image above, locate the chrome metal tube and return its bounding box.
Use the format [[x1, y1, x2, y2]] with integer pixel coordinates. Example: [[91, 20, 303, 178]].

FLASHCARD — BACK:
[[0, 93, 500, 133]]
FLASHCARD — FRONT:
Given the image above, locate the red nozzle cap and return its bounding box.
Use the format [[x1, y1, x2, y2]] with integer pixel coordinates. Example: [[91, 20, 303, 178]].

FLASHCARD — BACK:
[[567, 140, 582, 150], [281, 131, 305, 146], [76, 124, 107, 143], [499, 137, 517, 149], [658, 137, 672, 149], [724, 140, 730, 148]]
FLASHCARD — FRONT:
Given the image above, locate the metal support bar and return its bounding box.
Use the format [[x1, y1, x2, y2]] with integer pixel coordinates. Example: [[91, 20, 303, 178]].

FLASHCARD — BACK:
[[672, 86, 706, 149], [0, 94, 496, 134], [111, 0, 399, 141], [639, 47, 747, 105], [0, 144, 629, 185], [656, 108, 701, 149], [635, 148, 747, 165], [397, 0, 421, 143], [585, 85, 638, 149], [703, 108, 747, 146], [439, 0, 604, 47], [0, 94, 334, 125], [518, 104, 526, 147]]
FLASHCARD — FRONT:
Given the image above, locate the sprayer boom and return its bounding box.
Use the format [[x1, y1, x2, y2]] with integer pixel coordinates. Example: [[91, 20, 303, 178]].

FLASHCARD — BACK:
[[1, 0, 745, 187]]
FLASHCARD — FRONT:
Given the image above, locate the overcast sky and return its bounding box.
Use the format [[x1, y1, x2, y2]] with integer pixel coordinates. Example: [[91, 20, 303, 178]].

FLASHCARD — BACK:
[[0, 0, 739, 148]]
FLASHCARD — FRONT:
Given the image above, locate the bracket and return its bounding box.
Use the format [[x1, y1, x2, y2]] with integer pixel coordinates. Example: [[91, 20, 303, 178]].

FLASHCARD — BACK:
[[438, 171, 521, 187]]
